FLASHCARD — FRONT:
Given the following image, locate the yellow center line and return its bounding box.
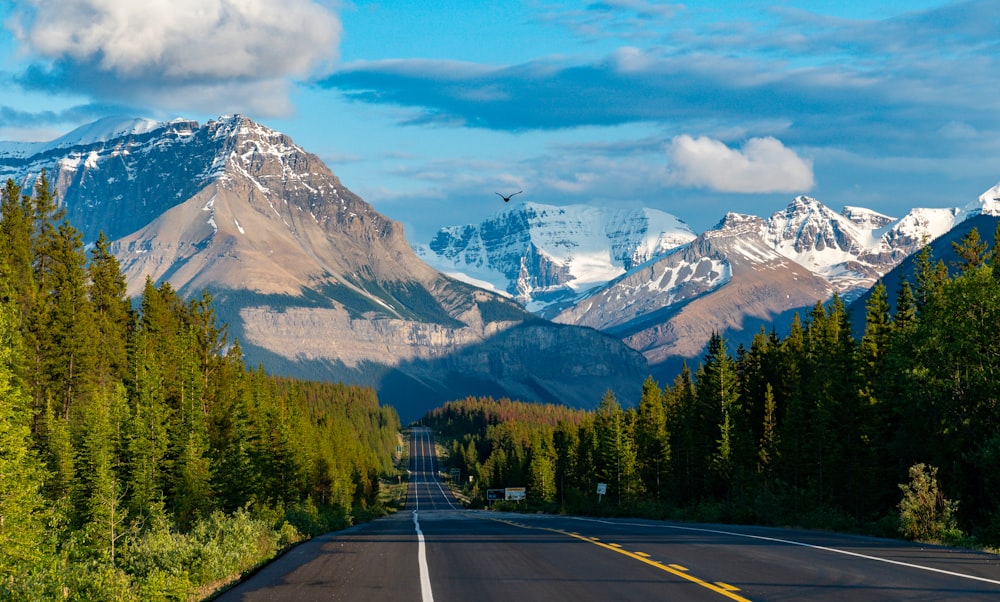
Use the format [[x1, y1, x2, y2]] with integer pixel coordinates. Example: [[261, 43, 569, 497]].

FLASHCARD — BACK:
[[488, 518, 750, 602]]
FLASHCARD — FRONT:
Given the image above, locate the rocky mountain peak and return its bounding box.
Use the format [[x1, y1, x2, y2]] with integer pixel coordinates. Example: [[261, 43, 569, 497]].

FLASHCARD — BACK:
[[1, 115, 649, 420], [842, 206, 895, 229], [711, 212, 763, 234], [966, 182, 1000, 219], [420, 202, 696, 312]]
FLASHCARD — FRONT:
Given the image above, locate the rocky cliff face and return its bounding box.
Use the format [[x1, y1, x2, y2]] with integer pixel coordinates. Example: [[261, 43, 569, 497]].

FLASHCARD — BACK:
[[1, 116, 647, 421]]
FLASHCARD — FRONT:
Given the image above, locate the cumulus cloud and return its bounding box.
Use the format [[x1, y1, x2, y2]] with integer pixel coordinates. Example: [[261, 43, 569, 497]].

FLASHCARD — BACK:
[[666, 135, 814, 194], [7, 0, 340, 116]]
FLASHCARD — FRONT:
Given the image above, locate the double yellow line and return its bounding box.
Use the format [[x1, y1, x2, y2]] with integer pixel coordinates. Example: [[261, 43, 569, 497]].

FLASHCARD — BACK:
[[489, 518, 751, 601]]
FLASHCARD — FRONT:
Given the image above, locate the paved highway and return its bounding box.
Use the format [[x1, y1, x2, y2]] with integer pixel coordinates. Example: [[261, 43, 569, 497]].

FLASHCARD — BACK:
[[217, 426, 1000, 601]]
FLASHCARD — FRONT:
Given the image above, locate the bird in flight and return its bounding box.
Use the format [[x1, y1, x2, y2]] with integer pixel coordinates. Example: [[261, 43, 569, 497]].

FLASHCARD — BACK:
[[496, 191, 523, 203]]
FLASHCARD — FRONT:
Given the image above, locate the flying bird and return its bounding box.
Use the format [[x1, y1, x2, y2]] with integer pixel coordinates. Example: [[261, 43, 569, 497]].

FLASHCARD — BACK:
[[496, 191, 523, 203]]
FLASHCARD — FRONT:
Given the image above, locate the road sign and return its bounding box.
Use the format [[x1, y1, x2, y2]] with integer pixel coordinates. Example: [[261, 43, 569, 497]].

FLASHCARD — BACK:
[[596, 483, 607, 495], [486, 488, 505, 501], [505, 487, 526, 501]]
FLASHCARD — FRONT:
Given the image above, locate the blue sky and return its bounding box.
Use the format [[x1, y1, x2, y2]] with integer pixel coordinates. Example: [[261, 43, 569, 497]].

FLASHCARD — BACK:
[[2, 0, 999, 241]]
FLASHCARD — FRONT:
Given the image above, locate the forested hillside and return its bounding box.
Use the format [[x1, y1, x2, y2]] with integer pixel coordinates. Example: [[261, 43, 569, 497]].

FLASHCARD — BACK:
[[0, 174, 401, 600], [428, 227, 1000, 547]]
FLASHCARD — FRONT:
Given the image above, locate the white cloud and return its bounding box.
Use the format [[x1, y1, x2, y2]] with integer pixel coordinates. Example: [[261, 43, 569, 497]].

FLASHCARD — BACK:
[[8, 0, 340, 115], [666, 135, 814, 193]]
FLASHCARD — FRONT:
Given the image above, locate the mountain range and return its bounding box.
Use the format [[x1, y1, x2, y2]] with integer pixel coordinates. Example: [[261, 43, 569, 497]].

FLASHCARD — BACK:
[[3, 115, 999, 418], [0, 116, 647, 422], [420, 181, 1000, 378]]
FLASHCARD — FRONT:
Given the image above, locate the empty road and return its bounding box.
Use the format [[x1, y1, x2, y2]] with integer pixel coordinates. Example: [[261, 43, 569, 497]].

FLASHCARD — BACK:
[[217, 426, 1000, 601]]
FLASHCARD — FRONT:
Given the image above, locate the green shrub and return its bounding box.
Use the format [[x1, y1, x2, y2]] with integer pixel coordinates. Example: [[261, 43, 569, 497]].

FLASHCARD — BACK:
[[898, 463, 961, 544]]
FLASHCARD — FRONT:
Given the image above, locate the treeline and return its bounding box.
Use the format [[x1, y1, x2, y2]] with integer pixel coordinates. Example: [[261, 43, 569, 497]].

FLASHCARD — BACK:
[[0, 174, 401, 600], [427, 226, 1000, 547]]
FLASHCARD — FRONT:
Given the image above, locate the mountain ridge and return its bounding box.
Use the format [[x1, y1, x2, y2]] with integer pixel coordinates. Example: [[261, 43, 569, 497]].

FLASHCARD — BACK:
[[420, 184, 1000, 373], [0, 115, 647, 422]]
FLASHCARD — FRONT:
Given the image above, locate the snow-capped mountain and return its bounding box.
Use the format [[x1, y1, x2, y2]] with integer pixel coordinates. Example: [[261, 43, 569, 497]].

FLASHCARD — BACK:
[[961, 181, 1000, 221], [762, 195, 958, 298], [416, 203, 697, 312], [563, 189, 998, 372], [422, 189, 990, 375], [0, 116, 161, 160], [556, 212, 836, 364], [0, 116, 646, 421]]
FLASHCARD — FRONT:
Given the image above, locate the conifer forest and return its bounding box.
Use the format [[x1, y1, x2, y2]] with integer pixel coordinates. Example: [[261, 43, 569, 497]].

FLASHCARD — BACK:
[[0, 175, 401, 599], [426, 226, 1000, 550], [4, 172, 1000, 599]]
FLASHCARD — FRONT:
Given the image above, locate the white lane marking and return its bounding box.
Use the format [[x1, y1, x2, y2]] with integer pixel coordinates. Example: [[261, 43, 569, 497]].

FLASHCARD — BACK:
[[414, 510, 434, 602], [412, 429, 435, 601], [566, 517, 1000, 587]]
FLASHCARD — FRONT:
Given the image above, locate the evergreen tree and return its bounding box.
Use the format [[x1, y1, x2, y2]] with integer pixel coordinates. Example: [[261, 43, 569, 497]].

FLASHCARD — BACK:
[[951, 227, 988, 272], [777, 313, 808, 512], [635, 376, 670, 500], [37, 220, 97, 419], [527, 431, 557, 504], [698, 334, 740, 500], [77, 383, 131, 564], [552, 421, 579, 507], [756, 383, 779, 487], [0, 271, 54, 592], [912, 242, 947, 310], [594, 390, 637, 505], [666, 363, 699, 504], [88, 232, 131, 388], [894, 281, 917, 329], [0, 180, 36, 337]]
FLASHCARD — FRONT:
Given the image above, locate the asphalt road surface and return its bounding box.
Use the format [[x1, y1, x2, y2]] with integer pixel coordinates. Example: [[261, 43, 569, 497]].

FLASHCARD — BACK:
[[216, 426, 1000, 601]]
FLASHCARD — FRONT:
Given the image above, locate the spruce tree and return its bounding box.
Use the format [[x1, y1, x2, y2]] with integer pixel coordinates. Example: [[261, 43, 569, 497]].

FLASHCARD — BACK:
[[0, 270, 54, 593], [88, 232, 131, 388], [756, 383, 779, 488], [77, 383, 130, 564], [594, 390, 637, 505], [698, 334, 740, 500], [635, 376, 670, 500], [951, 227, 988, 272]]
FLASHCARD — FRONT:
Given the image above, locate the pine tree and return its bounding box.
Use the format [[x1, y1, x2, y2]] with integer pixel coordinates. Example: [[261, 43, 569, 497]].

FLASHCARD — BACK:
[[756, 383, 779, 487], [594, 390, 637, 505], [698, 334, 740, 500], [666, 363, 699, 503], [0, 270, 54, 591], [552, 421, 579, 507], [527, 431, 557, 504], [38, 220, 97, 419], [77, 383, 130, 564], [951, 227, 988, 272], [894, 281, 917, 329], [0, 180, 36, 336], [912, 242, 947, 310], [777, 313, 807, 512], [88, 232, 131, 388], [635, 376, 670, 500]]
